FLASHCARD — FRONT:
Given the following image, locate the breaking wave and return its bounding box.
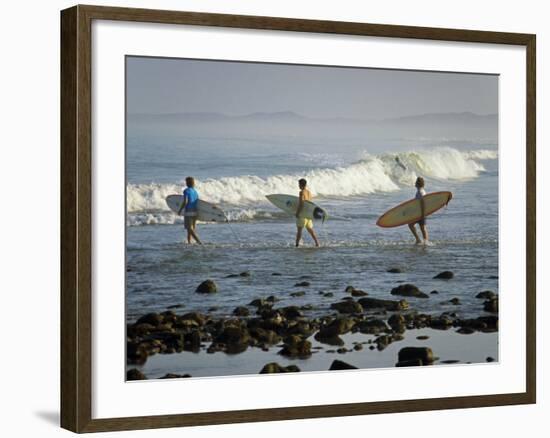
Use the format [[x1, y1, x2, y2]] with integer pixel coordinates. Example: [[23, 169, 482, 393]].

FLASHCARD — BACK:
[[127, 147, 496, 226]]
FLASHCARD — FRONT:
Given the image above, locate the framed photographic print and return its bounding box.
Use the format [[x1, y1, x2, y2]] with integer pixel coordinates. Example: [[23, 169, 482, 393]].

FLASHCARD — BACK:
[[60, 4, 536, 433]]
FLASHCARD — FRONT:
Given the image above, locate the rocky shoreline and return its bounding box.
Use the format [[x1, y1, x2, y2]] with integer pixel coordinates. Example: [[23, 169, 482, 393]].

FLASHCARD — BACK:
[[127, 271, 498, 380]]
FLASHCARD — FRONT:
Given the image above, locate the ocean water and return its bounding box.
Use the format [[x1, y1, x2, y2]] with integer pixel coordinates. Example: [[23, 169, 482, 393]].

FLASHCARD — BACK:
[[126, 134, 498, 324]]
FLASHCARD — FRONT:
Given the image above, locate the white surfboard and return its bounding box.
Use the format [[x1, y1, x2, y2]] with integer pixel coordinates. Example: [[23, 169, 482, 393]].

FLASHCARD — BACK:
[[266, 194, 328, 222], [165, 195, 227, 222]]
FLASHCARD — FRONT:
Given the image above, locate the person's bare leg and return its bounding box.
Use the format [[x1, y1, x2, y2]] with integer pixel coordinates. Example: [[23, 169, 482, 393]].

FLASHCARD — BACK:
[[420, 224, 429, 242], [189, 230, 202, 244], [190, 221, 202, 244], [408, 223, 421, 244], [306, 226, 320, 247], [296, 227, 303, 247], [186, 229, 192, 244]]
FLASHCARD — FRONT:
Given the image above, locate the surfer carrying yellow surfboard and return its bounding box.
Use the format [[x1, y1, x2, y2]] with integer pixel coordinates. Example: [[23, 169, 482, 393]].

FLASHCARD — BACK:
[[295, 179, 320, 248], [408, 177, 430, 245]]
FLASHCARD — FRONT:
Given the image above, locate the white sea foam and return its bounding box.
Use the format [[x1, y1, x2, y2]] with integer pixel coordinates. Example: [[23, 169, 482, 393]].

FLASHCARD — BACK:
[[127, 147, 496, 225], [462, 149, 499, 160]]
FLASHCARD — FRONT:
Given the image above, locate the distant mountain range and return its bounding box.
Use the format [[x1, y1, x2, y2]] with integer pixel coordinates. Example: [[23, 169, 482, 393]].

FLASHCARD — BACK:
[[128, 110, 497, 126]]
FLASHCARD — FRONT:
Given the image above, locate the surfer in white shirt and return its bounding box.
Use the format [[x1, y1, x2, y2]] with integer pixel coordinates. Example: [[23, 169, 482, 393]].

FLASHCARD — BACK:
[[408, 176, 430, 245]]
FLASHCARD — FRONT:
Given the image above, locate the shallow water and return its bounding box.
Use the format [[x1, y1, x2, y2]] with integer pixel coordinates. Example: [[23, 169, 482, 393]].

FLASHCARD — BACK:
[[126, 158, 498, 322], [132, 328, 498, 379]]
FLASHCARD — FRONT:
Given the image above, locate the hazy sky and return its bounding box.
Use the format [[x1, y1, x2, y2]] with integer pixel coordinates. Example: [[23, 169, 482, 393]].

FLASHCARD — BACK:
[[126, 56, 498, 119]]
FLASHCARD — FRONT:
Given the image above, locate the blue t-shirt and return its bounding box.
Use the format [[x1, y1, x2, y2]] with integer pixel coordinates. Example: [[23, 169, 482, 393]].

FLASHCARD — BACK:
[[183, 187, 199, 211]]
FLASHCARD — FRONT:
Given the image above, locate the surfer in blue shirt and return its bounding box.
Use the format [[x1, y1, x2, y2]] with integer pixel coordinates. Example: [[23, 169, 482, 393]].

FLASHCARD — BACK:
[[178, 176, 202, 245], [408, 176, 429, 245]]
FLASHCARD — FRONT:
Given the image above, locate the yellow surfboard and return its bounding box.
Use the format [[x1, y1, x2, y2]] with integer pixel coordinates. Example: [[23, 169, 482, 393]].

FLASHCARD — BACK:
[[376, 191, 452, 228]]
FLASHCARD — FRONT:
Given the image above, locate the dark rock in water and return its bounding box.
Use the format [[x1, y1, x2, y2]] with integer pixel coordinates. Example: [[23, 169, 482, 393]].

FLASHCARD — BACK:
[[336, 348, 348, 354], [136, 312, 163, 327], [167, 303, 185, 309], [294, 281, 311, 287], [353, 344, 363, 351], [433, 271, 454, 279], [398, 347, 434, 365], [183, 331, 201, 351], [456, 327, 475, 335], [329, 360, 358, 371], [160, 373, 191, 379], [358, 297, 409, 311], [207, 307, 218, 312], [430, 290, 439, 295], [249, 298, 266, 307], [279, 338, 312, 358], [345, 286, 368, 296], [477, 315, 498, 331], [314, 332, 345, 346], [127, 368, 147, 380], [281, 334, 301, 345], [440, 360, 460, 364], [249, 327, 281, 345], [351, 289, 368, 297], [387, 268, 403, 274], [240, 271, 251, 277], [449, 298, 461, 305], [225, 273, 239, 278], [280, 306, 303, 319], [330, 300, 363, 314], [430, 316, 454, 330], [486, 357, 496, 362], [260, 362, 301, 374], [323, 292, 334, 298], [266, 295, 279, 303], [484, 297, 499, 313], [215, 325, 250, 347], [290, 291, 306, 297], [476, 290, 496, 299], [391, 284, 429, 299], [318, 317, 356, 337], [396, 359, 423, 367], [154, 332, 185, 350], [196, 279, 217, 294], [488, 275, 499, 279], [127, 323, 155, 337], [127, 342, 148, 365], [286, 320, 316, 337], [387, 314, 406, 332], [357, 318, 390, 335], [458, 318, 486, 331], [272, 272, 282, 276], [160, 310, 177, 323], [180, 312, 208, 327], [233, 306, 250, 317], [375, 335, 394, 351], [416, 335, 430, 340]]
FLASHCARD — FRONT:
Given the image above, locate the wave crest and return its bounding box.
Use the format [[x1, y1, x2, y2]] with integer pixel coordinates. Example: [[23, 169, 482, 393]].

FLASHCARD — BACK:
[[127, 147, 496, 225]]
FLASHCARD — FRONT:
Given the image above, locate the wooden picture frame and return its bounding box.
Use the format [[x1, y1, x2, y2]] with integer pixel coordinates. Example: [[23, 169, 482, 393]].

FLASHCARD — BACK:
[[61, 4, 536, 433]]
